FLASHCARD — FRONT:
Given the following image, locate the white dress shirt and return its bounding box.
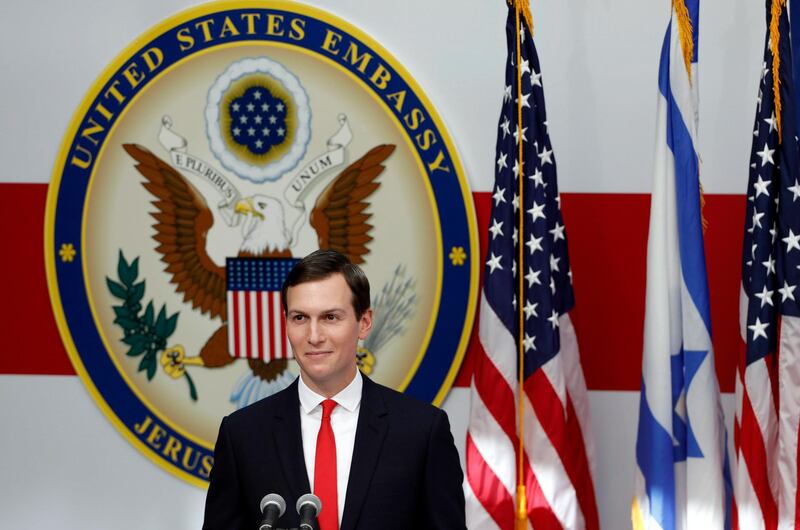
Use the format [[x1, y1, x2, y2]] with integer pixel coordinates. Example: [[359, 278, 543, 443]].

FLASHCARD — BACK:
[[298, 370, 362, 525]]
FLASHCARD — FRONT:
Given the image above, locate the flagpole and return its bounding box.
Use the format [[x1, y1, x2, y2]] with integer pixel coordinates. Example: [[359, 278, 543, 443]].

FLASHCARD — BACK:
[[513, 0, 528, 528]]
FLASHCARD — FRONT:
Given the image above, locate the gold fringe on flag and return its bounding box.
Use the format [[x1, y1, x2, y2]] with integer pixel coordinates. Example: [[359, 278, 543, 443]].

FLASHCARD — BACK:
[[508, 0, 534, 36], [672, 0, 695, 85], [770, 0, 786, 142]]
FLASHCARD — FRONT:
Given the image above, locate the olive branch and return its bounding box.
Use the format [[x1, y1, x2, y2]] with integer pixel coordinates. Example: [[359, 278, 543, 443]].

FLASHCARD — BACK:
[[106, 251, 196, 400]]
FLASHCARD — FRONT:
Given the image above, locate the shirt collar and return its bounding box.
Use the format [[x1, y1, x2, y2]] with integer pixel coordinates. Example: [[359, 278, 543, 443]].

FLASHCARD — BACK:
[[298, 369, 363, 414]]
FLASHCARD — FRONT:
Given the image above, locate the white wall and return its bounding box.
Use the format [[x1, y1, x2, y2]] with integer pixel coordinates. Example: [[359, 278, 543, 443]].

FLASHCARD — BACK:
[[0, 0, 763, 528]]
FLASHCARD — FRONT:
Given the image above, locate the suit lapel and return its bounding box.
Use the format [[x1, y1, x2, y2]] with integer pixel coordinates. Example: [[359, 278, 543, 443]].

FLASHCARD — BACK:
[[340, 377, 389, 530], [271, 379, 311, 503]]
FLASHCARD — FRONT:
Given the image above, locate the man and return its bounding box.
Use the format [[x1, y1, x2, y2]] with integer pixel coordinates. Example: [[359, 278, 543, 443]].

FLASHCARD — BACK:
[[203, 249, 466, 530]]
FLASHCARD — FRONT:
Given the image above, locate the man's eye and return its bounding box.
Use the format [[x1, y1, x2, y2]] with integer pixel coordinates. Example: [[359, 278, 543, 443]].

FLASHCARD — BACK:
[[325, 314, 337, 321], [292, 315, 305, 322]]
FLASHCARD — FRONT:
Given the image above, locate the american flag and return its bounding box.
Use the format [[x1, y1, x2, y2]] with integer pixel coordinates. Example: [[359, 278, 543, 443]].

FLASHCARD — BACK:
[[464, 5, 599, 529], [734, 1, 800, 528], [226, 257, 299, 361]]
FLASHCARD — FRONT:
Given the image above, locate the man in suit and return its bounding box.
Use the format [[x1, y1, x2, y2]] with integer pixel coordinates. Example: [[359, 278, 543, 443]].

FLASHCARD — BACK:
[[203, 249, 466, 530]]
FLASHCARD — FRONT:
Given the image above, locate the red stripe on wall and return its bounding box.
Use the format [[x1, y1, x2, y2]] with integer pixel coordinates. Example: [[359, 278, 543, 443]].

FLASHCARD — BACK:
[[0, 184, 744, 391]]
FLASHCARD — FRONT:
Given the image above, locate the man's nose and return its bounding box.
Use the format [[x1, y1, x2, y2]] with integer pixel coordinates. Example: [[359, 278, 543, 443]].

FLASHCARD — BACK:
[[307, 319, 323, 344]]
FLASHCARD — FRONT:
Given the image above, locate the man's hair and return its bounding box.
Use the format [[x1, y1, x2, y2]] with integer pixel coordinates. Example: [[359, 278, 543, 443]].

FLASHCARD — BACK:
[[281, 249, 371, 318]]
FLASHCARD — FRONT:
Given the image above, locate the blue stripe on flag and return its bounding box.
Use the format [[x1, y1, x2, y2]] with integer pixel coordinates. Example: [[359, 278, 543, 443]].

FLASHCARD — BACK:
[[636, 377, 676, 530]]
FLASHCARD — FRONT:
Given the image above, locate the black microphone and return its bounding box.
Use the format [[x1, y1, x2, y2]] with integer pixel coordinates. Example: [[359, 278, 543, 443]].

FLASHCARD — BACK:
[[296, 493, 322, 530], [258, 493, 286, 530]]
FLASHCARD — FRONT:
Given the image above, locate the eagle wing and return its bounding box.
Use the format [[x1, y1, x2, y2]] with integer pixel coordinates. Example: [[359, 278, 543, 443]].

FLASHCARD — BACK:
[[123, 144, 227, 321], [310, 145, 395, 264]]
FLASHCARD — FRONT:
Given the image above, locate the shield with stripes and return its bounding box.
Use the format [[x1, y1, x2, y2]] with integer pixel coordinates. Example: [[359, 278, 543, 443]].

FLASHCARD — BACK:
[[226, 257, 300, 361]]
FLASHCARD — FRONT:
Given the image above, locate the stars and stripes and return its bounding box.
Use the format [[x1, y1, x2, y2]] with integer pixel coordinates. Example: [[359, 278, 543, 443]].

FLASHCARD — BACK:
[[733, 2, 800, 528], [464, 4, 599, 528], [631, 2, 732, 529], [226, 258, 299, 361]]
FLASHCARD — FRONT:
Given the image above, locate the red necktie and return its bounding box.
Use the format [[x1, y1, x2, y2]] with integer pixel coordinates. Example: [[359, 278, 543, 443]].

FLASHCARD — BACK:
[[314, 399, 338, 530]]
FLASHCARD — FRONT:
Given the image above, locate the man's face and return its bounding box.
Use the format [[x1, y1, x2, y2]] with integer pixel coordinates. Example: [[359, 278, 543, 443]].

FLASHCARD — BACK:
[[285, 273, 372, 397]]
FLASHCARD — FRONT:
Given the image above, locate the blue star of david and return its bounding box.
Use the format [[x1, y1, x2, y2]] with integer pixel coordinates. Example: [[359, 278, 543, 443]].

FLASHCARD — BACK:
[[670, 349, 707, 462]]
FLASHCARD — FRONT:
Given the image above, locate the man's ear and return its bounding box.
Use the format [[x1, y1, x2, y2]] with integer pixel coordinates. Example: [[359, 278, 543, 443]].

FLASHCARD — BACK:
[[358, 308, 373, 340]]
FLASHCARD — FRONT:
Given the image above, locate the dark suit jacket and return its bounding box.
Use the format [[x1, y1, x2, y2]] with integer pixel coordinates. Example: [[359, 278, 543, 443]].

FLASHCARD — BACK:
[[202, 375, 466, 530]]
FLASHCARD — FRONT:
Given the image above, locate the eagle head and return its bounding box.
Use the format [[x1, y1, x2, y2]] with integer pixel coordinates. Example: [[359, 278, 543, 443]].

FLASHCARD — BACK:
[[234, 195, 290, 255]]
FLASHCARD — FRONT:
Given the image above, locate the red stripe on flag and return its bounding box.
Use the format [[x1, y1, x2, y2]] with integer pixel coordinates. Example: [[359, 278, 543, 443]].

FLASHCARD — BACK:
[[244, 292, 252, 359], [524, 371, 599, 530], [256, 291, 265, 362], [267, 291, 276, 361], [232, 292, 242, 358], [465, 433, 515, 529], [740, 370, 778, 530], [523, 458, 564, 530]]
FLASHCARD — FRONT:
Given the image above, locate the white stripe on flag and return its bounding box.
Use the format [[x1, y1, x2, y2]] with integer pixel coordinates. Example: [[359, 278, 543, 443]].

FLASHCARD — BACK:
[[778, 314, 800, 528], [227, 291, 235, 356], [249, 291, 258, 360], [272, 292, 282, 360], [237, 291, 247, 359]]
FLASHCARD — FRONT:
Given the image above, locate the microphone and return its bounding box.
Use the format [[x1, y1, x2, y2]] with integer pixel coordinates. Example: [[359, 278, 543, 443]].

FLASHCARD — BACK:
[[296, 493, 322, 530], [258, 493, 286, 530]]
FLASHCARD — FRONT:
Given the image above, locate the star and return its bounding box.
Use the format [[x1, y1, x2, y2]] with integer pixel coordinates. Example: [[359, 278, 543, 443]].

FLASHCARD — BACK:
[[531, 69, 542, 88], [523, 300, 538, 319], [779, 281, 797, 302], [497, 152, 508, 171], [548, 309, 560, 329], [527, 201, 546, 222], [233, 127, 241, 136], [278, 127, 285, 136], [748, 317, 769, 340], [512, 193, 520, 212], [757, 143, 775, 166], [788, 179, 800, 202], [550, 254, 561, 273], [513, 124, 528, 144], [518, 91, 531, 108], [550, 276, 556, 294], [492, 187, 507, 206], [503, 84, 512, 102], [549, 222, 565, 242], [512, 159, 523, 178], [754, 285, 774, 308], [253, 90, 262, 100], [764, 112, 778, 133], [525, 267, 541, 286], [512, 227, 519, 245], [486, 252, 503, 274], [526, 234, 543, 254], [529, 168, 545, 187], [247, 127, 255, 136], [523, 333, 536, 352], [784, 229, 800, 253], [276, 103, 285, 112], [262, 127, 271, 136], [762, 254, 776, 275], [753, 175, 771, 197], [538, 146, 554, 165], [500, 117, 511, 138], [254, 115, 263, 124], [761, 61, 769, 80], [269, 115, 278, 124], [751, 210, 765, 231], [255, 139, 263, 149], [520, 58, 531, 75], [261, 103, 269, 112], [240, 115, 248, 124], [488, 218, 504, 239], [232, 103, 240, 112], [246, 103, 255, 112]]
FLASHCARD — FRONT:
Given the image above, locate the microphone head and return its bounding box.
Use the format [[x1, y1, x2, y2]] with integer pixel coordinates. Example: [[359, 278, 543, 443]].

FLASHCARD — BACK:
[[260, 493, 286, 517], [296, 493, 322, 516]]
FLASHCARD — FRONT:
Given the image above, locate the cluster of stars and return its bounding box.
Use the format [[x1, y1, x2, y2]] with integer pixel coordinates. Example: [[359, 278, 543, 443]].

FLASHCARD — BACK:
[[228, 86, 288, 155]]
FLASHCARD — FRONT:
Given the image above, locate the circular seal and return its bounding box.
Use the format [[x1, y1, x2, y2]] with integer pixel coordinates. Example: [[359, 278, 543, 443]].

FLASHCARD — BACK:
[[45, 1, 478, 487]]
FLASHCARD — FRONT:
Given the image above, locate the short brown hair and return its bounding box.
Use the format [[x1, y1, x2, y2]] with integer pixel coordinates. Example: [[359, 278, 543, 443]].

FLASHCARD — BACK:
[[281, 249, 371, 318]]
